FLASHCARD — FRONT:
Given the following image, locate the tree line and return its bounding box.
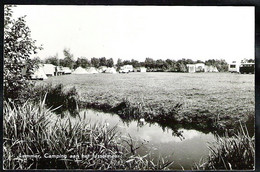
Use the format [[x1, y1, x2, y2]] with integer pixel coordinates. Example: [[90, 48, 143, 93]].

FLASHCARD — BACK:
[[41, 51, 231, 72], [39, 49, 114, 69]]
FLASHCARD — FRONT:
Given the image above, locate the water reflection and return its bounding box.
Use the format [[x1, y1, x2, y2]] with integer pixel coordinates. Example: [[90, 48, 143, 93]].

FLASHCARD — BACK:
[[63, 109, 215, 170]]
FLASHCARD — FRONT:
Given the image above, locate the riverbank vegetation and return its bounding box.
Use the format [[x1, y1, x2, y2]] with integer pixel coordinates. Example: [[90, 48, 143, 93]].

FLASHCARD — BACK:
[[3, 98, 174, 170], [3, 88, 255, 170], [194, 123, 255, 170]]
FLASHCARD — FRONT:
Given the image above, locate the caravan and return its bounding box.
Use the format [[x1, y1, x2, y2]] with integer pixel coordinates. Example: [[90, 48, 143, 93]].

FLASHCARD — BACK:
[[228, 61, 240, 73], [239, 63, 255, 74], [119, 65, 134, 73]]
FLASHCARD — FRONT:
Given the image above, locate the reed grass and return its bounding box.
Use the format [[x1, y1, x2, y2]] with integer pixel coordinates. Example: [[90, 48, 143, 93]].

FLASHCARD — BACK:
[[3, 97, 173, 170], [31, 83, 79, 115], [194, 122, 255, 170]]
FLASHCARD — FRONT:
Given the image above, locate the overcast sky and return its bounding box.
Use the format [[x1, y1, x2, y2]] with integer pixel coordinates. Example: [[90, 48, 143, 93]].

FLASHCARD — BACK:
[[11, 6, 254, 63]]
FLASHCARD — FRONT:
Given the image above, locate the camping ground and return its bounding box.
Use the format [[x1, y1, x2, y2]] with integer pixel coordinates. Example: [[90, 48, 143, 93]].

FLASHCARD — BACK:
[[40, 72, 254, 133]]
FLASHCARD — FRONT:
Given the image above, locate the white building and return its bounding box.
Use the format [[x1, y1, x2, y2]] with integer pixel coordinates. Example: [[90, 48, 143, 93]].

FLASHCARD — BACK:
[[187, 64, 196, 73], [186, 63, 205, 73]]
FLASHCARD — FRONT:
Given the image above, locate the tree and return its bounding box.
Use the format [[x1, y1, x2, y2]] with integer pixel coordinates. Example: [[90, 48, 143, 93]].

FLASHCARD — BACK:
[[165, 59, 177, 72], [205, 59, 216, 66], [91, 57, 100, 68], [44, 54, 59, 66], [155, 59, 166, 69], [122, 60, 131, 65], [99, 57, 107, 66], [4, 5, 42, 101], [107, 58, 114, 67], [248, 59, 255, 63], [176, 59, 187, 72], [75, 57, 91, 69], [205, 59, 228, 72], [241, 58, 255, 63], [116, 58, 123, 70], [60, 48, 75, 69], [131, 59, 140, 68], [31, 56, 42, 65], [195, 60, 204, 63], [144, 58, 155, 69], [216, 59, 228, 72]]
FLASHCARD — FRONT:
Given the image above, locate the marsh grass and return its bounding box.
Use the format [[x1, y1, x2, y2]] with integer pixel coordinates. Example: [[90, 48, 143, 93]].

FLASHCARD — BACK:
[[193, 122, 255, 170], [3, 98, 174, 170]]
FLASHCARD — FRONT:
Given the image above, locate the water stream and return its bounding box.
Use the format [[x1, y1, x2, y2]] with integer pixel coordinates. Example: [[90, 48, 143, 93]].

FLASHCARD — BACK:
[[63, 109, 215, 170]]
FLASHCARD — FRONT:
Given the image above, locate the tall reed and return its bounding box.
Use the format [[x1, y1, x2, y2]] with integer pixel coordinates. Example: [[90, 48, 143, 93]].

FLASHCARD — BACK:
[[32, 83, 79, 115], [194, 122, 255, 170], [3, 98, 173, 170]]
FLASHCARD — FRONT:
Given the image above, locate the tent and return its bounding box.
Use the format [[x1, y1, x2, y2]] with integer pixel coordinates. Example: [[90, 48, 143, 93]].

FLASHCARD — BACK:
[[140, 67, 147, 72], [98, 66, 108, 73], [31, 65, 48, 80], [72, 67, 88, 74], [86, 67, 99, 74], [212, 66, 219, 72], [104, 67, 117, 74], [205, 65, 219, 72], [62, 67, 72, 74], [43, 64, 56, 76]]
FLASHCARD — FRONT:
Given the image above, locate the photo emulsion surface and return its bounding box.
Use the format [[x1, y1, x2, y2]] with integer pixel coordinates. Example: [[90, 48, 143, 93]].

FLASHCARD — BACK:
[[3, 5, 255, 170]]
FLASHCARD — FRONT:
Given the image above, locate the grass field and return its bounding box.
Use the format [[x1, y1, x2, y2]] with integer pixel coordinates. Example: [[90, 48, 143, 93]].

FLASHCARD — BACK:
[[40, 72, 254, 133]]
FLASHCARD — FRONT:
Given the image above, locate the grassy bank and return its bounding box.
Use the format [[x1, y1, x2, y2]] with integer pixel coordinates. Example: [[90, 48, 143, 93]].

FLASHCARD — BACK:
[[41, 72, 254, 134], [35, 74, 254, 135], [3, 98, 173, 170], [30, 83, 221, 134]]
